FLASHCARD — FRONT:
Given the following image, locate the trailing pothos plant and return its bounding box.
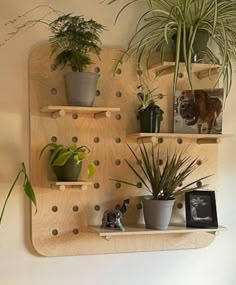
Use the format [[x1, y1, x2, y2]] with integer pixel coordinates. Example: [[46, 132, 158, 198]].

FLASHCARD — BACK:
[[40, 143, 96, 178], [113, 142, 211, 200], [106, 0, 236, 100], [0, 162, 37, 224]]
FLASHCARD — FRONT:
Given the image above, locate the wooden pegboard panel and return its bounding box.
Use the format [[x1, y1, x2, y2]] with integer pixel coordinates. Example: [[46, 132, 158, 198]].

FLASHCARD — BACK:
[[29, 45, 219, 256]]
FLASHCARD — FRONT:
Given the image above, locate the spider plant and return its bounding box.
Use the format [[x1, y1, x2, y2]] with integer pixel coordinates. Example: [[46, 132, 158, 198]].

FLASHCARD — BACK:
[[114, 142, 211, 200], [107, 0, 236, 100]]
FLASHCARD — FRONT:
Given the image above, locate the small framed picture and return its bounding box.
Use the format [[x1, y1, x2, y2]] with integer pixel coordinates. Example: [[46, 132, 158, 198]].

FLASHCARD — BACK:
[[185, 190, 218, 228], [174, 88, 223, 134]]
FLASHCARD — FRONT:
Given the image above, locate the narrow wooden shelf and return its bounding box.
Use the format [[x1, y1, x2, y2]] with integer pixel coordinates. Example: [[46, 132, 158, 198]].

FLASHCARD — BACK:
[[126, 133, 232, 144], [148, 61, 220, 78], [91, 224, 226, 240], [50, 181, 92, 191], [40, 105, 121, 119]]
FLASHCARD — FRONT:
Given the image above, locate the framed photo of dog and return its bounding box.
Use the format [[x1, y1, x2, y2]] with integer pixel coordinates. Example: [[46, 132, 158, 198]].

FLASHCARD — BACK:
[[185, 190, 218, 228], [174, 88, 223, 134]]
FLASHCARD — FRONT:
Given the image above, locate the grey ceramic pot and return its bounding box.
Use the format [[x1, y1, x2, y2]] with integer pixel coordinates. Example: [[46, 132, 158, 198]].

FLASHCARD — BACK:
[[65, 71, 100, 106], [142, 196, 175, 230]]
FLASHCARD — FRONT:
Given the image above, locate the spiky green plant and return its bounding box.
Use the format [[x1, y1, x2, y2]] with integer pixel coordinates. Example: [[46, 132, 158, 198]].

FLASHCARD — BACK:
[[114, 142, 211, 200], [107, 0, 236, 100], [0, 162, 37, 224], [40, 143, 96, 178]]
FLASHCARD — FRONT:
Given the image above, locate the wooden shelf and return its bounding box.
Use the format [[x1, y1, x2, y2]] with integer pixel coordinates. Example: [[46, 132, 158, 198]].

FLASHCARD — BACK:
[[126, 133, 232, 144], [91, 224, 226, 240], [148, 61, 220, 78], [50, 181, 92, 191], [40, 105, 120, 119]]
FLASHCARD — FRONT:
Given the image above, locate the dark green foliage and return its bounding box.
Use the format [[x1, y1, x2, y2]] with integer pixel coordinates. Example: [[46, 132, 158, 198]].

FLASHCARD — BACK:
[[113, 142, 212, 200], [49, 14, 105, 72]]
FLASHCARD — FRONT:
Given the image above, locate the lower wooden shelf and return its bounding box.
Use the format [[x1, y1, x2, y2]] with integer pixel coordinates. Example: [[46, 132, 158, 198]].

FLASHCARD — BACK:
[[91, 224, 226, 240], [50, 181, 92, 191]]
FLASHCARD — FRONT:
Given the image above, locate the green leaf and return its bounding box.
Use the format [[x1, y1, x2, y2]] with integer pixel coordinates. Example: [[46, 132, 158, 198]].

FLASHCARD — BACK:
[[88, 163, 96, 178]]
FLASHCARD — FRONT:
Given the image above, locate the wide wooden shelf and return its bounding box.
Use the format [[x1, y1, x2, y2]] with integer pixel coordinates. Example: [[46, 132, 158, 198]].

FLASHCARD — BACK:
[[126, 133, 232, 144], [91, 224, 226, 240], [148, 61, 220, 78], [50, 180, 92, 191], [40, 105, 120, 119]]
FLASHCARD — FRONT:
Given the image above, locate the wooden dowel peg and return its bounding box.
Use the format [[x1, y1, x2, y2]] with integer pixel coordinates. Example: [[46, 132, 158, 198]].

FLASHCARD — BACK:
[[94, 111, 111, 120], [197, 138, 221, 144], [51, 109, 66, 119], [196, 68, 219, 80], [72, 184, 88, 191], [51, 184, 66, 191], [137, 136, 158, 144]]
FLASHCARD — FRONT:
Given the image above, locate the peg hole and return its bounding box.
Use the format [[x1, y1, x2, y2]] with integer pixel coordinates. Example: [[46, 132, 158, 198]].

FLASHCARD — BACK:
[[73, 206, 79, 212], [116, 91, 122, 98], [115, 114, 122, 120], [72, 136, 78, 143], [94, 183, 100, 189], [115, 137, 121, 143], [94, 67, 100, 73], [94, 205, 100, 211], [52, 206, 58, 212], [50, 88, 57, 95], [52, 229, 58, 236], [72, 113, 78, 120], [94, 137, 100, 143], [51, 136, 57, 143], [72, 228, 79, 235]]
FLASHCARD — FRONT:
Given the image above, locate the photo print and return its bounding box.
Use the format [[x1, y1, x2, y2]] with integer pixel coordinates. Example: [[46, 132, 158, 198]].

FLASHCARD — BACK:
[[174, 88, 223, 134]]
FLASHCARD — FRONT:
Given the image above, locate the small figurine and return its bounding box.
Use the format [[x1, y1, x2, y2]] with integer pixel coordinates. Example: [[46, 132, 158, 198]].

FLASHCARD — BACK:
[[101, 199, 130, 231]]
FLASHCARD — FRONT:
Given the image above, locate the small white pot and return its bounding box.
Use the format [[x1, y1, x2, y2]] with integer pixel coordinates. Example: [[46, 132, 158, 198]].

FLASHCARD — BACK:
[[142, 197, 175, 230]]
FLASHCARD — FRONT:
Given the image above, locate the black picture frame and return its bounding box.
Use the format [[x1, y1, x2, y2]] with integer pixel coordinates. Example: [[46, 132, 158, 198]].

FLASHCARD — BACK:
[[185, 190, 218, 228]]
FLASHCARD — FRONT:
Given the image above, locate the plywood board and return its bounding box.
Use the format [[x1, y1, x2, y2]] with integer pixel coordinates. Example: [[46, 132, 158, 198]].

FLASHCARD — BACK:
[[29, 45, 220, 256]]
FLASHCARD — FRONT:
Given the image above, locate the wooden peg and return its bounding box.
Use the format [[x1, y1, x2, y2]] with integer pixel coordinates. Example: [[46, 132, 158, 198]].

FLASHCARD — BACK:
[[51, 109, 66, 119], [94, 111, 111, 120], [72, 184, 88, 191], [196, 68, 219, 80], [50, 183, 66, 191], [197, 138, 221, 144]]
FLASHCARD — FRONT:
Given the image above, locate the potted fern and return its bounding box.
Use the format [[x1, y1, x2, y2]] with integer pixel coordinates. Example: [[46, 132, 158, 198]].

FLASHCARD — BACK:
[[114, 142, 211, 230], [1, 7, 105, 106], [49, 14, 105, 106], [40, 143, 96, 181], [107, 0, 236, 99]]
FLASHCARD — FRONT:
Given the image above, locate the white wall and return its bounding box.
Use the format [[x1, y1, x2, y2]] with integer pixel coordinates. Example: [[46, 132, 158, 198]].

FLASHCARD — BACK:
[[0, 1, 235, 284]]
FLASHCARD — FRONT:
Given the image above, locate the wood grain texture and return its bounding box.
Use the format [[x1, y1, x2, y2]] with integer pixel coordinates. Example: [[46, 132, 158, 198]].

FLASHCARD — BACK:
[[29, 45, 220, 256]]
